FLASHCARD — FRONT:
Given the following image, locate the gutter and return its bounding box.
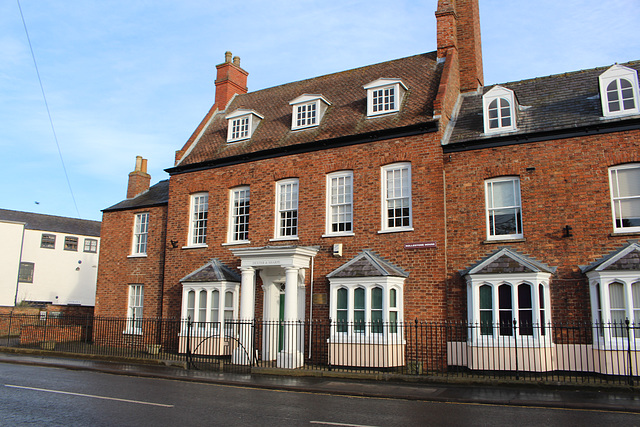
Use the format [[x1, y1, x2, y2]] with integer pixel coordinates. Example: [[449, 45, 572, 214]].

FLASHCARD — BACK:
[[443, 117, 640, 153], [166, 121, 438, 175]]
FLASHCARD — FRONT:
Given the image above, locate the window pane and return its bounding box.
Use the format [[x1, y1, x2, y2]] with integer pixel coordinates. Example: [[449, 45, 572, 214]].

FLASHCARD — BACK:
[[518, 284, 533, 335], [609, 283, 628, 337], [479, 285, 492, 309], [198, 291, 207, 322], [498, 284, 513, 336], [354, 288, 365, 332], [211, 290, 219, 323], [371, 287, 382, 310], [187, 290, 195, 321], [354, 288, 365, 309], [480, 311, 493, 336], [390, 289, 397, 308]]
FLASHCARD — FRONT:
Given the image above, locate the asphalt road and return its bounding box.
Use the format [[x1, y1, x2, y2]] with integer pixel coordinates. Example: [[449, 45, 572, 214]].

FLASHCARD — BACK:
[[1, 363, 638, 426]]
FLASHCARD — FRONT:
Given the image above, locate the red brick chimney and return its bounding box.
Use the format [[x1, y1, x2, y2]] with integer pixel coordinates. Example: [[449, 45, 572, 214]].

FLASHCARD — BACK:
[[436, 0, 483, 93], [127, 156, 150, 199], [214, 51, 249, 110]]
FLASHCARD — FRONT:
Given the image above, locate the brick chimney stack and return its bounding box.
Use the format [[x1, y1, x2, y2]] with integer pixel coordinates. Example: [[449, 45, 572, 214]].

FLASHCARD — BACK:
[[436, 0, 483, 93], [127, 156, 151, 199], [214, 51, 249, 110]]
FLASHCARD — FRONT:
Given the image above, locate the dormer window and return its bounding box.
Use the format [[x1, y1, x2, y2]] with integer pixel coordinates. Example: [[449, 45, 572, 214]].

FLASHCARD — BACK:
[[363, 78, 407, 117], [599, 64, 639, 118], [289, 94, 331, 130], [226, 109, 263, 143], [483, 86, 517, 134]]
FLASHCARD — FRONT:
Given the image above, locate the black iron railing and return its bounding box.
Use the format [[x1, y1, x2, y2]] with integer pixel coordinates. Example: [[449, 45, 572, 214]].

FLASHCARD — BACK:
[[0, 313, 638, 385]]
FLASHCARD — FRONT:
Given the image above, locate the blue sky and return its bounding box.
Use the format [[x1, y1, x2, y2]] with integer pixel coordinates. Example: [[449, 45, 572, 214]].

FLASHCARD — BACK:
[[2, 1, 639, 221]]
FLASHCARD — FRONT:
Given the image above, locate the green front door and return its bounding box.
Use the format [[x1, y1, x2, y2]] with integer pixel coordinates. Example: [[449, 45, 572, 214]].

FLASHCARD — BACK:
[[278, 293, 285, 351]]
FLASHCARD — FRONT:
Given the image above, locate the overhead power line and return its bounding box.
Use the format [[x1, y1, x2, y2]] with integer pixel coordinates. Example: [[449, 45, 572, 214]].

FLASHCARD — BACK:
[[17, 0, 81, 218]]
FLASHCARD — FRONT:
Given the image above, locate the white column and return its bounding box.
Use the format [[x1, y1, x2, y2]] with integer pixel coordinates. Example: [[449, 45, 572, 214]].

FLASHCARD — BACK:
[[233, 266, 255, 365], [278, 267, 303, 368], [239, 267, 256, 320]]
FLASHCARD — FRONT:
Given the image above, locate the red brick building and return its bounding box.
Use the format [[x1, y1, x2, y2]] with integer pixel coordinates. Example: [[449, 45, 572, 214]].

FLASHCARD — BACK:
[[96, 0, 640, 371]]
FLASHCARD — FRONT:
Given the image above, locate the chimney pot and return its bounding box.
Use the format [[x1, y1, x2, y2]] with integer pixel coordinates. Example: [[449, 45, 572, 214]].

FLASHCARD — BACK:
[[127, 156, 151, 199], [214, 51, 249, 110]]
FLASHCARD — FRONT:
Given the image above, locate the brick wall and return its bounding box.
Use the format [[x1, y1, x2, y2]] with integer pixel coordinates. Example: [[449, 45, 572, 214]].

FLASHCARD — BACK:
[[444, 129, 640, 323], [95, 204, 167, 318], [162, 132, 447, 322]]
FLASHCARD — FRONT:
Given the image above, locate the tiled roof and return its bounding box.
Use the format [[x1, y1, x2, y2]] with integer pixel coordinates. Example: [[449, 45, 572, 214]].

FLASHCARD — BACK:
[[180, 259, 241, 283], [175, 52, 442, 169], [580, 241, 640, 273], [0, 209, 101, 237], [461, 247, 556, 276], [103, 180, 169, 212], [327, 250, 409, 278], [446, 60, 640, 146]]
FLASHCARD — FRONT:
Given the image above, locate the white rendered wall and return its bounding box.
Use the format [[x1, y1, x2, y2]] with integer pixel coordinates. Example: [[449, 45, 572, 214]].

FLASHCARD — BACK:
[[0, 221, 25, 306], [15, 229, 99, 306]]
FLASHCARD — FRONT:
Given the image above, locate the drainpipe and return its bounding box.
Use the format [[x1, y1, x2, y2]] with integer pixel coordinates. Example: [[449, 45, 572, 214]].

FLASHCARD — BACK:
[[13, 224, 26, 306], [308, 254, 315, 359]]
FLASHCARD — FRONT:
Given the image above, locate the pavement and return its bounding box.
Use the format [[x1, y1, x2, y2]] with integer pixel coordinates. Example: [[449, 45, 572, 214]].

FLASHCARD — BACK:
[[1, 351, 640, 413]]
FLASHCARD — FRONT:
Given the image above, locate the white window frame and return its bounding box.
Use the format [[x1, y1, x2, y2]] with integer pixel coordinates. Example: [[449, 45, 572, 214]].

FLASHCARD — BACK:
[[324, 171, 354, 237], [126, 284, 144, 335], [274, 178, 299, 240], [226, 109, 264, 143], [380, 163, 412, 233], [329, 277, 405, 344], [227, 186, 250, 244], [180, 283, 239, 336], [599, 64, 640, 118], [289, 94, 331, 130], [363, 78, 407, 117], [588, 271, 640, 349], [187, 193, 208, 247], [83, 238, 98, 253], [483, 86, 517, 134], [485, 177, 523, 240], [609, 164, 640, 234], [466, 273, 552, 346], [132, 213, 149, 255]]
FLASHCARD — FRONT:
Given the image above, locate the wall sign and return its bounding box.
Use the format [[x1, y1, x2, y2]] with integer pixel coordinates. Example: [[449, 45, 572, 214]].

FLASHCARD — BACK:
[[404, 242, 437, 249]]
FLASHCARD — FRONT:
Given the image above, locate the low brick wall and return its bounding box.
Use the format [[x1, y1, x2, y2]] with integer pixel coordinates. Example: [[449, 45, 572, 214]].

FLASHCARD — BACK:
[[19, 323, 83, 345]]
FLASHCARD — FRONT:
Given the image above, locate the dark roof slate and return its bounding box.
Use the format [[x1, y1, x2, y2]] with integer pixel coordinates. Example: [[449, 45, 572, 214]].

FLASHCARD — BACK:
[[580, 241, 640, 273], [462, 247, 556, 276], [327, 250, 408, 278], [447, 60, 640, 146], [177, 52, 441, 168], [103, 180, 169, 212], [0, 209, 101, 237], [180, 259, 241, 283]]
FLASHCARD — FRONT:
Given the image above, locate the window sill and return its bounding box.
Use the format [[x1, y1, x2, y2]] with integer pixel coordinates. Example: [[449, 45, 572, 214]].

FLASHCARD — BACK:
[[269, 237, 299, 242], [610, 231, 640, 237], [468, 339, 553, 348], [377, 228, 414, 234], [222, 241, 251, 247], [483, 237, 526, 244], [127, 254, 147, 258], [122, 330, 142, 336], [182, 244, 208, 250], [366, 110, 400, 119], [322, 232, 355, 238]]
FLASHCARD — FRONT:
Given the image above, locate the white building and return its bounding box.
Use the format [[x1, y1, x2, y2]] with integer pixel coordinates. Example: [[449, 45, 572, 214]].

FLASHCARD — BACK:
[[0, 209, 101, 307]]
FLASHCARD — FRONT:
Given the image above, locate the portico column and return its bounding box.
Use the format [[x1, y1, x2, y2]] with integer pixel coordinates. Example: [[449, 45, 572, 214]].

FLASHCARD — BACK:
[[239, 267, 256, 320], [278, 267, 303, 368], [283, 267, 299, 321], [233, 266, 255, 365]]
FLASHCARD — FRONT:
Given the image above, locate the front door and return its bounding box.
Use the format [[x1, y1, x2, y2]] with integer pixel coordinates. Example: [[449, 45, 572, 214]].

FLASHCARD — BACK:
[[278, 292, 285, 352]]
